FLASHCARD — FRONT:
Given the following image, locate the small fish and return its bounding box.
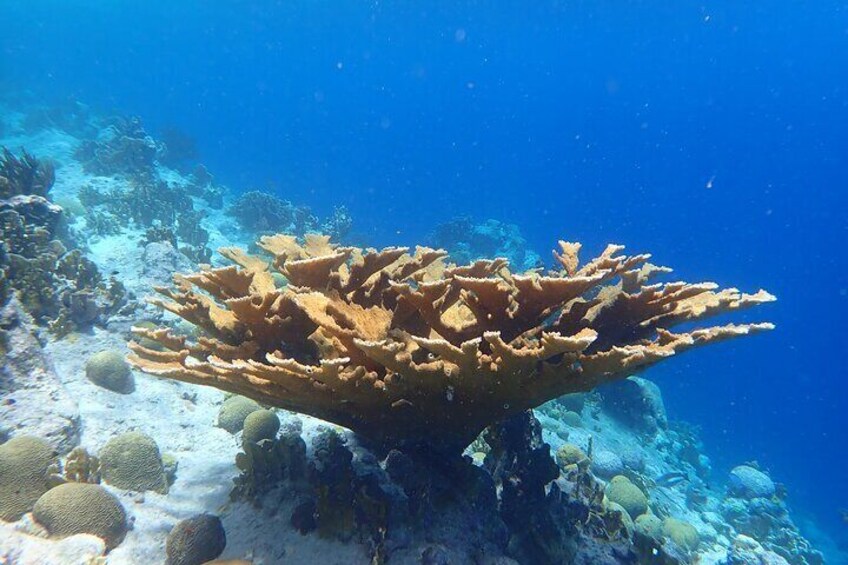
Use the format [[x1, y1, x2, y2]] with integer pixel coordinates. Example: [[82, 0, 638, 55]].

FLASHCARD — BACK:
[[655, 471, 688, 488]]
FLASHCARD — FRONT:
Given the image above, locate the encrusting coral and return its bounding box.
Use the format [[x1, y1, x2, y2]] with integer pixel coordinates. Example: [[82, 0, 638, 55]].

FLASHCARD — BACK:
[[128, 233, 775, 454]]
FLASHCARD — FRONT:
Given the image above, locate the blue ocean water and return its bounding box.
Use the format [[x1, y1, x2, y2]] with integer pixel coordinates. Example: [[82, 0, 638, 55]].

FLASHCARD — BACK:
[[2, 0, 846, 549]]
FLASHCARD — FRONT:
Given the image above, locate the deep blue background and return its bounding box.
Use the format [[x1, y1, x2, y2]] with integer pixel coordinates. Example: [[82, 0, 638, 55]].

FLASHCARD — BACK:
[[2, 1, 846, 545]]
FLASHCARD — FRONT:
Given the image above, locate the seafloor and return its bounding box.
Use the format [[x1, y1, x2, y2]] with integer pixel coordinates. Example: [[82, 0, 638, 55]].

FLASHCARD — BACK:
[[0, 97, 837, 564]]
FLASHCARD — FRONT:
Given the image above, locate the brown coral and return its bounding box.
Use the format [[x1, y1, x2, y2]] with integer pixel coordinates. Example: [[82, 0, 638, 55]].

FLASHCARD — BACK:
[[128, 234, 774, 453]]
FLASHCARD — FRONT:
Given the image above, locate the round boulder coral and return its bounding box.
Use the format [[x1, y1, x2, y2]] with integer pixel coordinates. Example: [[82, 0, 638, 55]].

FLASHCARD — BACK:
[[85, 350, 134, 394], [591, 449, 624, 479], [217, 396, 261, 434], [561, 411, 583, 428], [99, 431, 169, 493], [728, 465, 775, 499], [0, 435, 57, 521], [555, 443, 587, 470], [32, 483, 128, 550], [165, 513, 226, 565], [634, 513, 663, 540], [242, 410, 280, 447], [604, 475, 648, 519], [662, 517, 700, 552]]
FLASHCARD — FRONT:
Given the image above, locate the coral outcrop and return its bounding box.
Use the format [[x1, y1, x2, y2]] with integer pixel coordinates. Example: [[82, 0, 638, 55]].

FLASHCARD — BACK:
[[228, 190, 353, 241], [129, 233, 774, 454], [1, 147, 127, 335], [431, 217, 543, 272]]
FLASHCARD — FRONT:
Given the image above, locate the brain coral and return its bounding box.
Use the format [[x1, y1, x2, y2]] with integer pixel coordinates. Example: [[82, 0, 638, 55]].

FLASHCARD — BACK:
[[85, 350, 134, 394], [32, 483, 128, 550], [591, 449, 625, 479], [217, 396, 261, 434], [0, 435, 56, 521], [241, 410, 280, 447], [605, 475, 649, 519], [165, 513, 227, 565], [662, 517, 700, 552], [728, 465, 776, 499], [99, 431, 169, 493]]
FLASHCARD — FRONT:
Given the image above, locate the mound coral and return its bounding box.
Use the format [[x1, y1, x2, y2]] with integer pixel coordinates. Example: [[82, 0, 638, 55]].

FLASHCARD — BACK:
[[165, 513, 226, 565], [217, 395, 262, 434], [85, 350, 135, 394], [0, 435, 57, 521], [99, 431, 169, 493], [128, 233, 774, 454], [32, 483, 128, 550], [241, 410, 280, 447], [604, 475, 648, 519]]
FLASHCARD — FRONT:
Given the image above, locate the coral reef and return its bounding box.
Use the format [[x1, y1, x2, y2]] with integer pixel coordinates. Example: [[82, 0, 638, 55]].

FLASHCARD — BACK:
[[85, 349, 135, 394], [600, 376, 668, 435], [228, 190, 352, 241], [99, 431, 169, 493], [228, 190, 319, 235], [721, 466, 824, 565], [165, 514, 227, 565], [32, 482, 128, 550], [1, 147, 127, 334], [430, 217, 543, 272], [74, 115, 160, 178], [129, 233, 774, 454]]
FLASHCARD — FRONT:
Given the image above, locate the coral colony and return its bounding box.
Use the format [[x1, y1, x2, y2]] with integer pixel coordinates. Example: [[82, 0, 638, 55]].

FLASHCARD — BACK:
[[129, 234, 774, 454], [0, 105, 826, 564]]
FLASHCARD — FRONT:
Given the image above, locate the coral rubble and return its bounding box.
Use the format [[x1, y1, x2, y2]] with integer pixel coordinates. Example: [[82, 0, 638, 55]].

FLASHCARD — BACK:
[[129, 233, 774, 454]]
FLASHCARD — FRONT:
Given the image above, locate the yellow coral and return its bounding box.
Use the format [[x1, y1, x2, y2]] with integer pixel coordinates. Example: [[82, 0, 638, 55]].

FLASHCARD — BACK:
[[128, 234, 774, 453]]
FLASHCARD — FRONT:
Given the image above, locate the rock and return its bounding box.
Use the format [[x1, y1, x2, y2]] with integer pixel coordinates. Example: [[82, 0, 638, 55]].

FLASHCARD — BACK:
[[85, 349, 134, 394], [600, 376, 667, 434], [728, 534, 790, 565], [165, 513, 226, 565], [728, 466, 776, 499], [604, 475, 649, 519], [0, 435, 57, 521], [0, 298, 80, 454], [32, 483, 128, 550], [590, 449, 624, 479], [620, 447, 646, 472], [217, 396, 261, 434], [0, 522, 106, 564], [99, 431, 169, 493], [141, 241, 194, 287]]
